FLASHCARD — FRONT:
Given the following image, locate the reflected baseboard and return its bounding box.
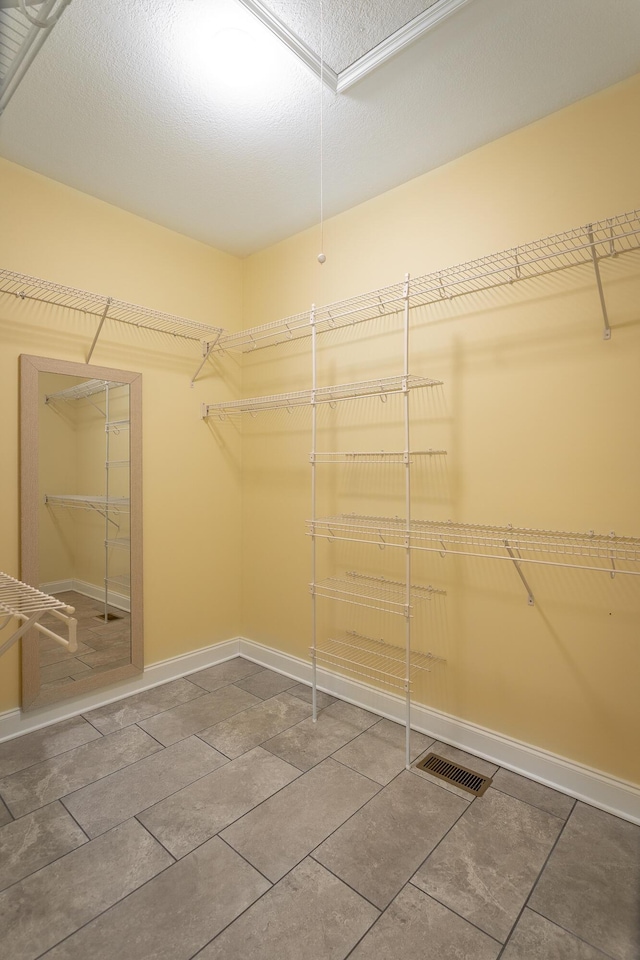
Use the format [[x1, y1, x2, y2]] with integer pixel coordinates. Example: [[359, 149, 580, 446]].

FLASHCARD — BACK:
[[39, 579, 130, 613]]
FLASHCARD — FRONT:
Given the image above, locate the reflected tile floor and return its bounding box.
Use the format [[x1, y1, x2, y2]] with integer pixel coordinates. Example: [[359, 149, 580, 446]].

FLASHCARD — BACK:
[[0, 656, 638, 960]]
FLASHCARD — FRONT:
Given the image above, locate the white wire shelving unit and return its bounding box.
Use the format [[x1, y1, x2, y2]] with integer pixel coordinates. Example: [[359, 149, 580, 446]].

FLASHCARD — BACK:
[[311, 572, 445, 616], [0, 266, 225, 379], [213, 208, 640, 354], [314, 631, 444, 694], [201, 374, 441, 420], [44, 379, 131, 620], [0, 572, 77, 659]]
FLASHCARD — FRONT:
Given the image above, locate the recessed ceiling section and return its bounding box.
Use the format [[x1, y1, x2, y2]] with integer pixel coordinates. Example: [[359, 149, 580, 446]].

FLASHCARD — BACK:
[[238, 0, 472, 91]]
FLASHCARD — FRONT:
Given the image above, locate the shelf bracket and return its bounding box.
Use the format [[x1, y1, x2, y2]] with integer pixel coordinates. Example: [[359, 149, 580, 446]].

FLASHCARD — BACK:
[[587, 226, 612, 341], [504, 539, 535, 606], [86, 298, 112, 363], [191, 332, 222, 387]]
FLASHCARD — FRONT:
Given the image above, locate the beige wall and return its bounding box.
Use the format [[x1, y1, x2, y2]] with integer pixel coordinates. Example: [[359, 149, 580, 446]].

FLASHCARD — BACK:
[[241, 73, 640, 784], [1, 73, 639, 785], [0, 158, 244, 712]]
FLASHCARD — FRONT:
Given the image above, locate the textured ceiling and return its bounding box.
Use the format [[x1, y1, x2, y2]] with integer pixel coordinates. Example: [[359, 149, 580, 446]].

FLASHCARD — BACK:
[[1, 0, 640, 257], [262, 0, 438, 72]]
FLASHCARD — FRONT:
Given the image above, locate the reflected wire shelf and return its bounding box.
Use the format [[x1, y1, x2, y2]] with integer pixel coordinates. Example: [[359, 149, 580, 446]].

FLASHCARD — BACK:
[[311, 450, 447, 463]]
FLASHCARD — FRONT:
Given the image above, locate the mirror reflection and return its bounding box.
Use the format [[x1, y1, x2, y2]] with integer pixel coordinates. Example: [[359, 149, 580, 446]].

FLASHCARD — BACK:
[[37, 374, 132, 691]]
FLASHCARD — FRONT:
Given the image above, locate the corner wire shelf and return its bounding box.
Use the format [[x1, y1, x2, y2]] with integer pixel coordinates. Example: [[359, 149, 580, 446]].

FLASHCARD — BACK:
[[311, 571, 445, 616], [314, 631, 444, 693], [214, 208, 640, 353], [202, 374, 441, 420], [308, 514, 640, 605], [0, 267, 225, 380], [0, 572, 77, 659]]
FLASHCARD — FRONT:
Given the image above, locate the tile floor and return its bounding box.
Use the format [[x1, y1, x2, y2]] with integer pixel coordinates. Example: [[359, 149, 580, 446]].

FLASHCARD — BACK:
[[0, 657, 638, 960], [38, 591, 131, 692]]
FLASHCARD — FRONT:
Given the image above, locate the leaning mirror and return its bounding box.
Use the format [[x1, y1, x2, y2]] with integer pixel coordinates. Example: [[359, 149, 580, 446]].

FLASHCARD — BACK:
[[20, 355, 142, 709]]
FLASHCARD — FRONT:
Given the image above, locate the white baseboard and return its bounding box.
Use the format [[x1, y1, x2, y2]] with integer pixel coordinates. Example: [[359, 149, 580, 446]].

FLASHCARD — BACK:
[[39, 579, 131, 614], [1, 634, 638, 825]]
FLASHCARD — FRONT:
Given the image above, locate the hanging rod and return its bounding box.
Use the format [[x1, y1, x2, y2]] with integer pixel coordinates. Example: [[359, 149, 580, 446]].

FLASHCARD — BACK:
[[0, 267, 225, 373], [213, 208, 640, 353], [313, 631, 444, 693], [202, 374, 441, 420], [0, 572, 77, 659]]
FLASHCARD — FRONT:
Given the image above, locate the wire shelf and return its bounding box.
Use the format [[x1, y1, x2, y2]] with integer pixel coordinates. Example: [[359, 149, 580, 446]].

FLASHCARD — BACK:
[[309, 514, 640, 573], [202, 374, 441, 419], [45, 494, 130, 512], [215, 209, 640, 353], [311, 449, 447, 463], [105, 574, 130, 589], [106, 537, 130, 550], [0, 572, 71, 618], [106, 419, 130, 433], [311, 571, 444, 615], [313, 631, 444, 691], [0, 267, 225, 342], [45, 379, 127, 402]]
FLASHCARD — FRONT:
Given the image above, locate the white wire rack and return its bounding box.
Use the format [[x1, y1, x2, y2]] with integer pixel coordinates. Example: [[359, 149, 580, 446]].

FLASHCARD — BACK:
[[106, 537, 130, 550], [106, 418, 130, 434], [45, 494, 130, 513], [0, 0, 72, 114], [45, 379, 124, 402], [216, 209, 640, 352], [202, 374, 441, 419], [310, 449, 447, 463], [311, 571, 444, 616], [314, 631, 444, 693], [0, 572, 77, 659], [0, 266, 225, 368]]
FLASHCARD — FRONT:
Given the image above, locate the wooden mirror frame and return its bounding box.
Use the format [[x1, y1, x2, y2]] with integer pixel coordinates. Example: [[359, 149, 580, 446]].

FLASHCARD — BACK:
[[20, 354, 143, 710]]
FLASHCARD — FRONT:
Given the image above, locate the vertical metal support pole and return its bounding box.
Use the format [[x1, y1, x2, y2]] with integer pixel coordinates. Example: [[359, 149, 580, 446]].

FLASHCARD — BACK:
[[311, 306, 318, 721], [403, 275, 412, 769], [104, 383, 110, 623], [587, 227, 612, 341], [87, 298, 112, 363]]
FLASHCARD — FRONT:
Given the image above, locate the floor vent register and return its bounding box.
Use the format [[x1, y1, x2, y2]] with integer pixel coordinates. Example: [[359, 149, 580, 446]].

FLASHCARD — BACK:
[[415, 752, 492, 796]]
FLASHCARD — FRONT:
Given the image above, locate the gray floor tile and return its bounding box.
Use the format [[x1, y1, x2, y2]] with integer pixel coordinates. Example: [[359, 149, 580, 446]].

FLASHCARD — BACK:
[[39, 641, 95, 667], [0, 796, 11, 826], [492, 767, 575, 819], [190, 657, 264, 691], [349, 884, 501, 960], [314, 770, 466, 909], [412, 787, 564, 942], [529, 801, 640, 960], [197, 856, 379, 960], [0, 817, 172, 960], [333, 719, 434, 785], [62, 736, 227, 837], [138, 684, 261, 746], [287, 682, 337, 709], [198, 692, 312, 759], [0, 716, 102, 779], [42, 837, 270, 960], [221, 757, 380, 882], [235, 667, 298, 699], [263, 700, 379, 771], [40, 658, 93, 683], [83, 678, 206, 734], [77, 642, 132, 668], [0, 801, 87, 892], [138, 746, 300, 858], [412, 741, 498, 801], [501, 909, 611, 959], [0, 725, 163, 818]]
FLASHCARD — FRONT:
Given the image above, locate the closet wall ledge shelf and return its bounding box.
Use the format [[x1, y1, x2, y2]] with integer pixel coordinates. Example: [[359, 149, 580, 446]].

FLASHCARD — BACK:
[[308, 514, 640, 572], [202, 374, 441, 419]]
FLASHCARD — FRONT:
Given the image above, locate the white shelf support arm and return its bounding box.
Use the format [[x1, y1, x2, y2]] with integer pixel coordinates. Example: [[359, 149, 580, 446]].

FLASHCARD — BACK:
[[86, 297, 112, 363], [503, 539, 535, 606], [587, 225, 612, 341], [191, 331, 222, 387]]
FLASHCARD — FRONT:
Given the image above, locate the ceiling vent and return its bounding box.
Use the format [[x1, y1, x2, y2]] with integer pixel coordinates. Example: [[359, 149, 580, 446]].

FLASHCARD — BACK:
[[0, 0, 72, 114]]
